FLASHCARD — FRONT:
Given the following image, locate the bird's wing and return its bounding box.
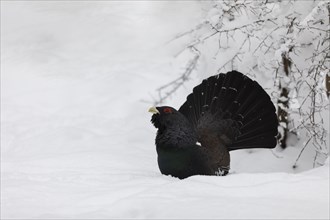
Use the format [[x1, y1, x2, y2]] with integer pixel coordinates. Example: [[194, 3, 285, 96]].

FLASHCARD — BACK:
[[179, 71, 278, 151]]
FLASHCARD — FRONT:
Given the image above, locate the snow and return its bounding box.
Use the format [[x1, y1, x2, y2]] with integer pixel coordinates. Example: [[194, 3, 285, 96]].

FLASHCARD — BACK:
[[1, 2, 329, 219]]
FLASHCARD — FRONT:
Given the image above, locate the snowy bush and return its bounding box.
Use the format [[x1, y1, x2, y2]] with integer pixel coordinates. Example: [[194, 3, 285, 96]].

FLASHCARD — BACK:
[[157, 0, 329, 169]]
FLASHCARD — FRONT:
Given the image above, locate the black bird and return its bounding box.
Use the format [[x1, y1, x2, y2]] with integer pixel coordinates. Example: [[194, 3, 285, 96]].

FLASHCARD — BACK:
[[149, 71, 278, 179]]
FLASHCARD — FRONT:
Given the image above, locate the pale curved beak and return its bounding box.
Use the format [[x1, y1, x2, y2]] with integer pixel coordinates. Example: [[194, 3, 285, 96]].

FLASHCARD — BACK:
[[148, 106, 160, 114]]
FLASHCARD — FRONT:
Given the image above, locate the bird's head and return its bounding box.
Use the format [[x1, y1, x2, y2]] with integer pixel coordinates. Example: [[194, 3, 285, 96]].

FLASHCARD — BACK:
[[148, 106, 197, 147], [148, 106, 180, 130]]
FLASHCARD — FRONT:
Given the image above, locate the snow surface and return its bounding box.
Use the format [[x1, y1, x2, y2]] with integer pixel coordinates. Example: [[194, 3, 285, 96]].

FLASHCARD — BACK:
[[1, 2, 329, 219]]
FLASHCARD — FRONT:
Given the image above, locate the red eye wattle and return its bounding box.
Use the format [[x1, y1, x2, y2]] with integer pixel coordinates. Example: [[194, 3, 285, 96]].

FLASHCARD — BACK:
[[163, 108, 172, 114]]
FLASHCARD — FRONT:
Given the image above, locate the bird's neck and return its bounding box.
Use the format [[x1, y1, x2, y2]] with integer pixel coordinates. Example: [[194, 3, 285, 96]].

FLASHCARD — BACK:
[[155, 125, 197, 150]]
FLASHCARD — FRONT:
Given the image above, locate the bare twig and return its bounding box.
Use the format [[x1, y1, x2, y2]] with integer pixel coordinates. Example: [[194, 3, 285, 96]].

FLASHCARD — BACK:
[[153, 50, 200, 105]]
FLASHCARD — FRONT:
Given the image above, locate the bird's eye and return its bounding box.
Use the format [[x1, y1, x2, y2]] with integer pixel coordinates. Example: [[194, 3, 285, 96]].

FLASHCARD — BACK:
[[163, 108, 173, 114]]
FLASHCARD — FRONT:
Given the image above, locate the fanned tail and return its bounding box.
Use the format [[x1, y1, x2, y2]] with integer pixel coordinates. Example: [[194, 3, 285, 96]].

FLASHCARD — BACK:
[[179, 71, 278, 151]]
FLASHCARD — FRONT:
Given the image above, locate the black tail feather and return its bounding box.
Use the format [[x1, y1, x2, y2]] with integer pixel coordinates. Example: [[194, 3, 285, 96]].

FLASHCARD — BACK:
[[179, 71, 278, 151]]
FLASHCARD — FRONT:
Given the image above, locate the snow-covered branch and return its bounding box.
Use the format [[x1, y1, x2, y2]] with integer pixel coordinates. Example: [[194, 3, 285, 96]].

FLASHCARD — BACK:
[[155, 0, 329, 168]]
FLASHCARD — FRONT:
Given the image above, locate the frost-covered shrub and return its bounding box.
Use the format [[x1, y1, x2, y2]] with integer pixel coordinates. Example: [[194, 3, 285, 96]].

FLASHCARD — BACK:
[[157, 0, 329, 168]]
